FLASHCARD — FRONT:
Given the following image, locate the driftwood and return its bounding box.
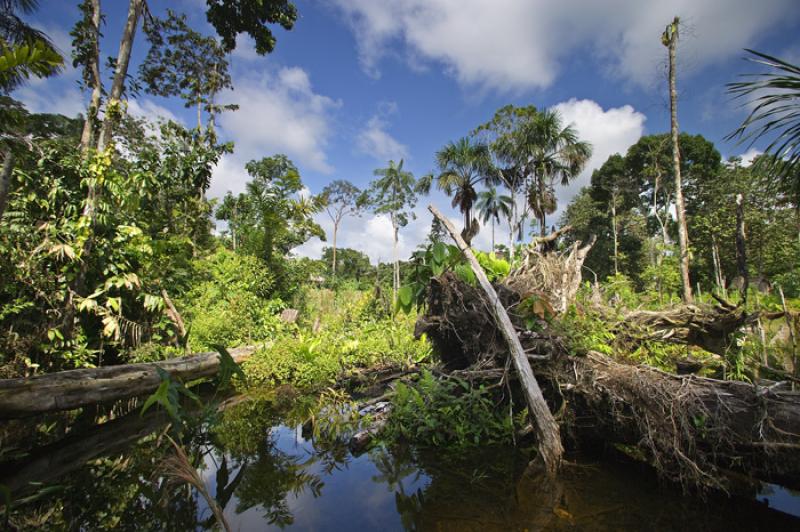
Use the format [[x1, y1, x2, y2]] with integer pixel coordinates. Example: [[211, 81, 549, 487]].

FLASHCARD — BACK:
[[429, 204, 563, 474], [0, 346, 255, 418]]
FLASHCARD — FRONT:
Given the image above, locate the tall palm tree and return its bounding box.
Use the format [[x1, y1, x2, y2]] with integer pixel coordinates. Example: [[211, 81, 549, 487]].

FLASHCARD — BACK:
[[421, 137, 497, 244], [476, 186, 512, 252], [365, 159, 418, 300], [505, 109, 592, 237]]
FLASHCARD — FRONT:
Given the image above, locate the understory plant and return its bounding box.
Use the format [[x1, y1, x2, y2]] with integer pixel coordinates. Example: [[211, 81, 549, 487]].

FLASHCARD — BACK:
[[383, 370, 515, 448]]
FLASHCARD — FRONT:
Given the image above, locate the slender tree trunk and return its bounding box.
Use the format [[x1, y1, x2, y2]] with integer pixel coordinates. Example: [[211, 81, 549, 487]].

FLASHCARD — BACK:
[[491, 217, 495, 252], [611, 199, 619, 275], [79, 0, 102, 154], [196, 101, 202, 130], [97, 0, 144, 152], [391, 213, 399, 303], [332, 221, 338, 277], [711, 236, 723, 290], [0, 150, 14, 220], [736, 193, 749, 303], [664, 16, 693, 304]]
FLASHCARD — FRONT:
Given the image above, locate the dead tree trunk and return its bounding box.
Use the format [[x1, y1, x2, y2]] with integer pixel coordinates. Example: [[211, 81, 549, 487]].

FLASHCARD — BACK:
[[663, 16, 693, 304], [0, 346, 254, 418], [428, 204, 563, 474]]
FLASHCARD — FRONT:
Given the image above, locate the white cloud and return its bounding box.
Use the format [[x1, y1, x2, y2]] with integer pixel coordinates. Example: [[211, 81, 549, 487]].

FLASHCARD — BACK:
[[739, 147, 762, 166], [356, 104, 409, 162], [14, 85, 85, 117], [329, 0, 797, 91], [551, 98, 646, 213], [127, 98, 181, 124], [210, 67, 341, 198]]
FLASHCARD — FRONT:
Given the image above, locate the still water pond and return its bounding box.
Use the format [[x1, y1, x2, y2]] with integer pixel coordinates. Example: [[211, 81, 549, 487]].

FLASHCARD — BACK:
[[3, 392, 800, 531]]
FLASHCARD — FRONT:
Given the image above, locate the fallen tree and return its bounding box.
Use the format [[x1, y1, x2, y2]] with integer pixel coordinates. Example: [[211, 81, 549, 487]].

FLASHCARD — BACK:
[[416, 223, 800, 491], [0, 346, 255, 418], [429, 205, 563, 474]]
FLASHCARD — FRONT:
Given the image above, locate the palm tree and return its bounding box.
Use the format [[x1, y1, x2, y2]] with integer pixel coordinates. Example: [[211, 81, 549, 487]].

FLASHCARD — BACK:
[[421, 137, 497, 244], [0, 0, 63, 94], [504, 109, 592, 237], [727, 49, 800, 192], [476, 186, 512, 252], [365, 159, 418, 300]]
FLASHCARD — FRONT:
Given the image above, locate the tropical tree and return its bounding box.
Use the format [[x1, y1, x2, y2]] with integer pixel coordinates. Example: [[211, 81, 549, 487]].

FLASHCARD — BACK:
[[363, 159, 418, 301], [495, 108, 591, 237], [140, 10, 237, 130], [727, 49, 800, 200], [240, 155, 325, 265], [320, 179, 361, 277], [0, 0, 63, 219], [0, 0, 62, 93], [474, 105, 538, 257], [589, 154, 639, 275], [476, 186, 512, 252], [420, 137, 497, 244]]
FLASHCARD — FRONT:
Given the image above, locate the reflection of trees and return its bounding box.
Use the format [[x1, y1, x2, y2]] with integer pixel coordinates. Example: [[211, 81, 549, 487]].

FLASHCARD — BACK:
[[369, 445, 560, 532], [233, 442, 324, 527]]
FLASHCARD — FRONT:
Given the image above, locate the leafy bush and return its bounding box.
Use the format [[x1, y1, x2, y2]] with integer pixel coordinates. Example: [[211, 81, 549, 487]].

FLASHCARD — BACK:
[[243, 289, 431, 388], [181, 248, 286, 351], [556, 305, 616, 356], [383, 371, 515, 448]]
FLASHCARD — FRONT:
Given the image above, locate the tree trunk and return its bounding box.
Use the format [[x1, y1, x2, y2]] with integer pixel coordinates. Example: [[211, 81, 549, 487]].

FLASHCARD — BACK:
[[611, 198, 619, 275], [428, 204, 563, 475], [0, 347, 255, 418], [0, 150, 14, 220], [735, 193, 749, 303], [491, 217, 495, 252], [664, 16, 693, 304], [79, 0, 103, 154], [96, 0, 144, 152], [391, 213, 399, 303], [332, 221, 338, 277]]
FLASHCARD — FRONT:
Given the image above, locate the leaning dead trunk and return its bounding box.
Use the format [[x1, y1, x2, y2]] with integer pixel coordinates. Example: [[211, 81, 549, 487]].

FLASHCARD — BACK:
[[0, 346, 254, 418], [429, 204, 563, 474]]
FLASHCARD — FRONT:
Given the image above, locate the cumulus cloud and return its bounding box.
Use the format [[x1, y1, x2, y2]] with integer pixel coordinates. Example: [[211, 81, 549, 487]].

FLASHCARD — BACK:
[[739, 147, 763, 166], [14, 84, 85, 117], [127, 98, 181, 124], [551, 98, 646, 212], [328, 0, 797, 91], [210, 67, 341, 198], [356, 103, 409, 162]]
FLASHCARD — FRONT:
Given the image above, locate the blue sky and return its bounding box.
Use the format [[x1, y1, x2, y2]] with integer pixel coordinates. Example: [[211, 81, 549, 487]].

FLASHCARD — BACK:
[[16, 0, 800, 262]]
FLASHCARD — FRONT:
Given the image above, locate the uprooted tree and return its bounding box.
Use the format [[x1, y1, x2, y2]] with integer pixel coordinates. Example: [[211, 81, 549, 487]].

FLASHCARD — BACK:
[[418, 205, 800, 491]]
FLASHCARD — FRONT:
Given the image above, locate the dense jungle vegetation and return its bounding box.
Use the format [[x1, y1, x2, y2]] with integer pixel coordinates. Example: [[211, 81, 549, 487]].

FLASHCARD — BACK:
[[2, 0, 800, 529]]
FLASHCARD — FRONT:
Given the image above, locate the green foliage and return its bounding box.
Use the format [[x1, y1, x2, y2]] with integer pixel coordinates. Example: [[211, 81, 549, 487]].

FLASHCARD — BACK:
[[243, 289, 430, 388], [398, 242, 461, 313], [141, 10, 236, 122], [205, 0, 297, 55], [140, 367, 200, 422], [556, 306, 616, 356], [182, 248, 285, 352], [0, 40, 63, 92], [383, 371, 515, 448], [602, 273, 641, 308]]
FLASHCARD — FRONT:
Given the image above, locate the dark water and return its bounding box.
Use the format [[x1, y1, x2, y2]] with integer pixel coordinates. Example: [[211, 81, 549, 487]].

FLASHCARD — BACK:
[[3, 393, 800, 531]]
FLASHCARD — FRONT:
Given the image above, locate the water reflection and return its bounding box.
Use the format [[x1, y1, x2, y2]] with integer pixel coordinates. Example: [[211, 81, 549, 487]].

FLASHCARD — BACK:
[[3, 392, 800, 531]]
